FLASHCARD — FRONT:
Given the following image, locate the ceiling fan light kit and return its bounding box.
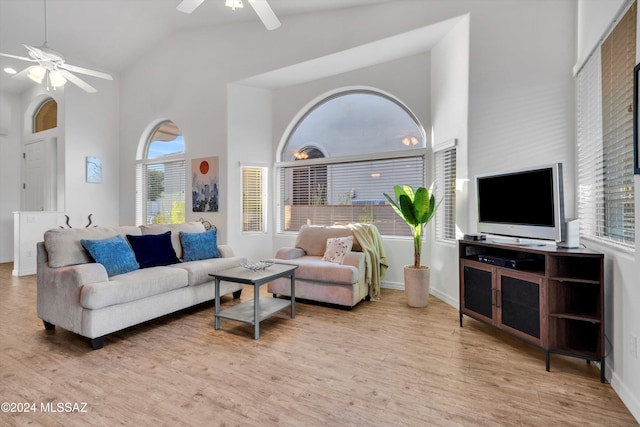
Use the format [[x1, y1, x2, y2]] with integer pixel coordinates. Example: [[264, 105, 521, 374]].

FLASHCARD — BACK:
[[178, 0, 281, 31], [0, 0, 112, 93]]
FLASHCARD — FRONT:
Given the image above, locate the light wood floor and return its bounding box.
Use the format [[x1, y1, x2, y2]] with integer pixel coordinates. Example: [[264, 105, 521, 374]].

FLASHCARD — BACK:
[[0, 263, 636, 427]]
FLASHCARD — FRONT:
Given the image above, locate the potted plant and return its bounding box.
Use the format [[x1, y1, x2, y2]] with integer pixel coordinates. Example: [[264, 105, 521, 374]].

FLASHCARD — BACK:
[[383, 184, 440, 307]]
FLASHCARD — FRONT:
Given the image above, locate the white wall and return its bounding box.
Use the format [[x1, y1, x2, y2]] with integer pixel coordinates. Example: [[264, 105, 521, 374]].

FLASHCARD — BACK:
[[63, 77, 120, 227], [576, 0, 640, 421], [227, 83, 273, 256], [0, 91, 21, 262], [429, 15, 470, 306]]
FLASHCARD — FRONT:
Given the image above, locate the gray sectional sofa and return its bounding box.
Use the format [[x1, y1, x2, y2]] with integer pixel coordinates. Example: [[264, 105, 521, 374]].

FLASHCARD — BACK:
[[37, 222, 245, 349]]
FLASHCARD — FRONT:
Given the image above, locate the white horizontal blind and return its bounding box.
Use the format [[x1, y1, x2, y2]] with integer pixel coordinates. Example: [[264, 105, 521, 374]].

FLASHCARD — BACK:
[[136, 159, 185, 224], [576, 1, 635, 248], [577, 49, 604, 239], [434, 147, 456, 242], [278, 155, 424, 236], [242, 166, 267, 233]]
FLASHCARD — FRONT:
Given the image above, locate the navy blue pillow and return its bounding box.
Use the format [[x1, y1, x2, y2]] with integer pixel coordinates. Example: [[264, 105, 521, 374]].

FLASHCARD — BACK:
[[126, 231, 180, 269], [80, 235, 140, 277], [180, 229, 221, 262]]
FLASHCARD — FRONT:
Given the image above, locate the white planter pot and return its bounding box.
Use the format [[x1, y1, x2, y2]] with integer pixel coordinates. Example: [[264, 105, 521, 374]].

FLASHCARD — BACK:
[[404, 265, 431, 307]]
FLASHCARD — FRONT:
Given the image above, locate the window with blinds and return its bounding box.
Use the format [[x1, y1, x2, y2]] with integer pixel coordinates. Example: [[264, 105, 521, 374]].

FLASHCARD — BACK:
[[135, 121, 186, 225], [434, 146, 456, 242], [576, 1, 635, 248], [242, 166, 267, 233], [278, 90, 427, 237], [278, 154, 425, 237]]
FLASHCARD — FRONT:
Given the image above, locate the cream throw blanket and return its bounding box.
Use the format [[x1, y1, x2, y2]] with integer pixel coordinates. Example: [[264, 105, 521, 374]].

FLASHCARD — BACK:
[[347, 223, 388, 301]]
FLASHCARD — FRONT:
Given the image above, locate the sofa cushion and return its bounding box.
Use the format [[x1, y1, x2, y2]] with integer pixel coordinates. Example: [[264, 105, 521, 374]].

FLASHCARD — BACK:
[[126, 231, 180, 268], [171, 256, 245, 286], [294, 225, 357, 256], [80, 235, 140, 277], [180, 229, 221, 261], [80, 266, 188, 310], [280, 256, 358, 285], [322, 236, 353, 264], [139, 222, 205, 259], [44, 226, 142, 268]]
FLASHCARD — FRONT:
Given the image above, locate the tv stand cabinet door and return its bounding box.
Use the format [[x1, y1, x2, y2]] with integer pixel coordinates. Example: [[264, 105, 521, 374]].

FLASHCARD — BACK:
[[496, 269, 546, 348], [460, 260, 496, 325]]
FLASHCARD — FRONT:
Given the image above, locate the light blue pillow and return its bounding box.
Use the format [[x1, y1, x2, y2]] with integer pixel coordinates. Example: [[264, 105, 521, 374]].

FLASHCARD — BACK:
[[180, 229, 221, 262], [80, 235, 140, 277]]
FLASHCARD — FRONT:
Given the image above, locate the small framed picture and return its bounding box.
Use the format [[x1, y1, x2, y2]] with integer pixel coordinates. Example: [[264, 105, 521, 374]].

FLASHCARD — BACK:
[[633, 63, 640, 174], [86, 156, 102, 183]]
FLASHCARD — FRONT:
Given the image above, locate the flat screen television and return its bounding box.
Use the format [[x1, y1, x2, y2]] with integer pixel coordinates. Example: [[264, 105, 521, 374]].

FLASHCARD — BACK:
[[476, 163, 565, 242]]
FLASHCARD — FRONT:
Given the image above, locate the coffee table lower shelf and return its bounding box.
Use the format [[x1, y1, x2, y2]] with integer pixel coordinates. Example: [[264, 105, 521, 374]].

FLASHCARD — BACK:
[[216, 298, 291, 325]]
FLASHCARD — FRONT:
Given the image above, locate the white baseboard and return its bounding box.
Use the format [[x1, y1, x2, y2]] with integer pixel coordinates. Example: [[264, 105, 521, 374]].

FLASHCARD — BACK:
[[381, 281, 403, 291], [609, 367, 640, 423]]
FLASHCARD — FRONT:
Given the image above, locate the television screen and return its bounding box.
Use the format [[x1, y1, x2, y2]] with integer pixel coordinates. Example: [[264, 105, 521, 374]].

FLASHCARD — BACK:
[[476, 164, 565, 242]]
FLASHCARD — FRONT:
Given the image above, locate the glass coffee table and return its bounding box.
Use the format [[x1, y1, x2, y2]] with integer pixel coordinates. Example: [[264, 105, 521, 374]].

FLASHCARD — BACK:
[[209, 263, 298, 339]]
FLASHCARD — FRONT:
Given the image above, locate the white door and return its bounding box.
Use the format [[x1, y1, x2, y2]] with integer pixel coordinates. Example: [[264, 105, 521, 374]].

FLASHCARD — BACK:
[[22, 137, 57, 211]]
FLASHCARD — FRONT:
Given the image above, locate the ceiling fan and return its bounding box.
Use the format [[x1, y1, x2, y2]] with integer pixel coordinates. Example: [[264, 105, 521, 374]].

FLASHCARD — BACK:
[[177, 0, 281, 31], [0, 0, 112, 93]]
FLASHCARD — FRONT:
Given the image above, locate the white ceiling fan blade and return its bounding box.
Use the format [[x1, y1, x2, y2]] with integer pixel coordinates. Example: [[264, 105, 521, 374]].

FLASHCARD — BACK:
[[249, 0, 281, 31], [59, 63, 113, 80], [58, 69, 98, 93], [176, 0, 205, 14], [0, 52, 37, 62], [10, 66, 35, 80]]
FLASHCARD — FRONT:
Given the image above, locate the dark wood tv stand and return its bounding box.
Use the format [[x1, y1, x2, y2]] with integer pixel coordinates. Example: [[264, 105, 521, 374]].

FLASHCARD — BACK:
[[459, 239, 605, 382]]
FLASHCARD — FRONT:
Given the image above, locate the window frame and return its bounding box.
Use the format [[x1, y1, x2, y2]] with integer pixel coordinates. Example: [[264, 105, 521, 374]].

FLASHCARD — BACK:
[[135, 120, 186, 226], [241, 164, 268, 234], [434, 140, 457, 243], [575, 1, 635, 250], [276, 89, 427, 237]]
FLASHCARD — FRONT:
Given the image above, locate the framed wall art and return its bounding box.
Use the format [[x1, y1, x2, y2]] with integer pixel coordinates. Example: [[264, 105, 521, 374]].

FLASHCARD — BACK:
[[192, 156, 219, 212], [86, 156, 102, 183]]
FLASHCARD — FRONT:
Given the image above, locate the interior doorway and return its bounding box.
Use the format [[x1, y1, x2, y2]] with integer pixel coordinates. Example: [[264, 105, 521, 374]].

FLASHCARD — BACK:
[[21, 137, 57, 211]]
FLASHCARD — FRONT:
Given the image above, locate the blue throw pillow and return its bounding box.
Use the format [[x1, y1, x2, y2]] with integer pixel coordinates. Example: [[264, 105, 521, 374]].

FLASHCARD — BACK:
[[126, 231, 180, 269], [80, 235, 140, 277], [180, 229, 221, 262]]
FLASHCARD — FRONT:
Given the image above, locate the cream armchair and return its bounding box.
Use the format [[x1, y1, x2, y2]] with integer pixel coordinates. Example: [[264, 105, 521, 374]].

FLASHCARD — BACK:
[[268, 224, 386, 309]]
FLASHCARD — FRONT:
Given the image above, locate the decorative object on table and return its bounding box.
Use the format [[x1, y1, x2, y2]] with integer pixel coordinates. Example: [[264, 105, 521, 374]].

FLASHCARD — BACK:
[[60, 214, 97, 228], [198, 218, 216, 231], [192, 156, 219, 212], [383, 184, 441, 307], [241, 260, 274, 271], [86, 157, 102, 183]]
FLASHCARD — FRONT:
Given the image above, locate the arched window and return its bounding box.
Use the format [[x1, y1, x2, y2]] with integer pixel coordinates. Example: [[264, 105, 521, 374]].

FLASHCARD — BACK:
[[277, 89, 426, 236], [33, 98, 57, 133], [136, 121, 185, 225]]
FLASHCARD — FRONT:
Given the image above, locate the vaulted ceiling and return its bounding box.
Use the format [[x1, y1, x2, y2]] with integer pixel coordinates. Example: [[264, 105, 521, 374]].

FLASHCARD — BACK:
[[0, 0, 393, 93]]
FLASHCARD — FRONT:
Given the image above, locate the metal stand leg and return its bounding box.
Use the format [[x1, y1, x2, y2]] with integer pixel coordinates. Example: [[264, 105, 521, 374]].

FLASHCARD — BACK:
[[254, 284, 260, 339], [290, 274, 296, 318], [459, 312, 463, 327], [546, 351, 550, 372], [214, 278, 221, 330]]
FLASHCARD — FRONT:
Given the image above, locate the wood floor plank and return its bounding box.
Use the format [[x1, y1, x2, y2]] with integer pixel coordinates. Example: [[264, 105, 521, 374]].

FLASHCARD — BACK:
[[0, 262, 636, 426]]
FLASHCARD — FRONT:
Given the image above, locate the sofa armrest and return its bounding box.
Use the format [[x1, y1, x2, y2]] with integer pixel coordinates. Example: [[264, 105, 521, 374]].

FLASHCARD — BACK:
[[343, 251, 366, 270], [218, 244, 234, 258], [275, 247, 306, 260]]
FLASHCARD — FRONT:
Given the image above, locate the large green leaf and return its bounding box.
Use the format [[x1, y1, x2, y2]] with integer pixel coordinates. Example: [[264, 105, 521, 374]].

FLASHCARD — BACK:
[[399, 194, 418, 225]]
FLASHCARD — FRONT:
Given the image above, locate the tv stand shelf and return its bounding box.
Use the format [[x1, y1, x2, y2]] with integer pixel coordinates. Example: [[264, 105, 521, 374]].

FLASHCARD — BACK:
[[459, 239, 605, 382]]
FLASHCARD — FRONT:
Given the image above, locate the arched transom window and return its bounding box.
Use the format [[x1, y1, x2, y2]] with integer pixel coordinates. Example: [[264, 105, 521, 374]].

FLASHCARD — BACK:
[[136, 121, 186, 225], [277, 89, 426, 236]]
